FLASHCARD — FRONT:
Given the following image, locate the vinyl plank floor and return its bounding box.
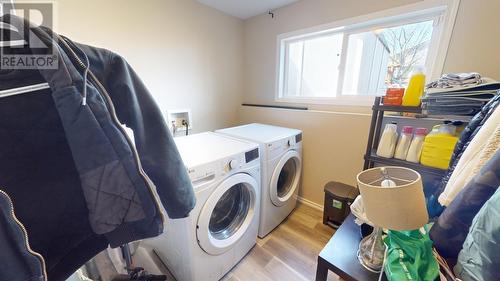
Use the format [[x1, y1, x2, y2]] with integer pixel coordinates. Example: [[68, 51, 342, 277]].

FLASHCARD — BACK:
[[222, 203, 338, 281]]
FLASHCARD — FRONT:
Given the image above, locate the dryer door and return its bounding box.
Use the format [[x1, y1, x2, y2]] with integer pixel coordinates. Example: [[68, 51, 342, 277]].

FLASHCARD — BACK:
[[269, 150, 301, 207], [197, 173, 257, 255]]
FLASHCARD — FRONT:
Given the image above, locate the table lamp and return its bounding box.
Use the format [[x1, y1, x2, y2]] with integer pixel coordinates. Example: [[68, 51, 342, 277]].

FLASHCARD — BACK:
[[356, 166, 428, 272]]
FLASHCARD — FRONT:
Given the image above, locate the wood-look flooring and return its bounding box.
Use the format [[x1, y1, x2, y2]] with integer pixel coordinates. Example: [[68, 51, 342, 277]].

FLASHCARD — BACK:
[[92, 203, 338, 281], [221, 203, 337, 281]]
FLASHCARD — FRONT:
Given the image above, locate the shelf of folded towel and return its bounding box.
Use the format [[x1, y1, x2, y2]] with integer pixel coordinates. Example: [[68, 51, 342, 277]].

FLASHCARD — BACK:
[[366, 152, 446, 176], [422, 73, 500, 116], [374, 99, 475, 122]]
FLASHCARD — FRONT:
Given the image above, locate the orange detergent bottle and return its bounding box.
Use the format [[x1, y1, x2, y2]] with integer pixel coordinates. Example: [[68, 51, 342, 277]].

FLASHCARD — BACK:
[[402, 68, 426, 106]]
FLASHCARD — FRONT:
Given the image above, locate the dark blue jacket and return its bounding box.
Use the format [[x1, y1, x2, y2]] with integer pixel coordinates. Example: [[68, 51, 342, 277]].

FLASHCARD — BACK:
[[0, 15, 195, 281], [0, 191, 46, 281], [430, 149, 500, 264]]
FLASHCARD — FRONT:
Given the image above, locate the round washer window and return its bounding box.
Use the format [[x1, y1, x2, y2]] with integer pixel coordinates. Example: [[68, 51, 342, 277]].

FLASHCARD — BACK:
[[277, 158, 297, 198], [209, 183, 251, 240]]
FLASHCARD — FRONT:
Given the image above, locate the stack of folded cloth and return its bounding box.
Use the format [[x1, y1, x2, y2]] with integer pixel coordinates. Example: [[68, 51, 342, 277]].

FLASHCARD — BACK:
[[422, 73, 500, 115]]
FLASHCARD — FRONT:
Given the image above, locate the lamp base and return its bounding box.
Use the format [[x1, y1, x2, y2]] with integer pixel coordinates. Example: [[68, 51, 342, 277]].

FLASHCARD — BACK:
[[357, 226, 385, 273]]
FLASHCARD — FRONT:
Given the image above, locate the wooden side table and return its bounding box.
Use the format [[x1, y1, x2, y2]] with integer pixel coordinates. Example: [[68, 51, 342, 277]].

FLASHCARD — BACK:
[[316, 214, 387, 281]]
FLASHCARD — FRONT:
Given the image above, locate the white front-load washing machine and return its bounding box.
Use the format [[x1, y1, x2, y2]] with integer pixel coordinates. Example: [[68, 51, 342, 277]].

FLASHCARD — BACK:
[[216, 123, 302, 238], [142, 132, 260, 281]]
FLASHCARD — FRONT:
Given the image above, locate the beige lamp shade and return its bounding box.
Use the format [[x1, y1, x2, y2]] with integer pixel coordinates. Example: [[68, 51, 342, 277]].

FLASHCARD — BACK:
[[356, 166, 428, 231]]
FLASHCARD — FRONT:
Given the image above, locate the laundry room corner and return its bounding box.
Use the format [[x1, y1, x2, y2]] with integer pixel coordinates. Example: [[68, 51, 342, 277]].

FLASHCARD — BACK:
[[237, 106, 371, 207], [3, 0, 500, 280], [237, 0, 500, 208]]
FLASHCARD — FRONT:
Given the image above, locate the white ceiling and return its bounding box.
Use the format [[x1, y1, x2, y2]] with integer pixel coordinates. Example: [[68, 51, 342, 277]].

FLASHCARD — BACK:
[[197, 0, 299, 20]]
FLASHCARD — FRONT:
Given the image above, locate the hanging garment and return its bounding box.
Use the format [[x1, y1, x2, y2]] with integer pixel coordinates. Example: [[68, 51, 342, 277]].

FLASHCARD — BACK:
[[438, 104, 500, 206], [429, 149, 500, 263], [454, 188, 500, 281], [427, 93, 500, 217], [0, 15, 195, 281], [0, 190, 46, 281], [465, 125, 500, 182]]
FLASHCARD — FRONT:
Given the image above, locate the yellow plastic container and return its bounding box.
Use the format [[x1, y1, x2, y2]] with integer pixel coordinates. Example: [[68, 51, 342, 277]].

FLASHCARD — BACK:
[[420, 129, 459, 170], [402, 70, 426, 106]]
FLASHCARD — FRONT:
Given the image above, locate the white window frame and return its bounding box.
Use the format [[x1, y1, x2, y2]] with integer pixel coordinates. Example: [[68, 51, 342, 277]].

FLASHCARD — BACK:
[[275, 0, 461, 106]]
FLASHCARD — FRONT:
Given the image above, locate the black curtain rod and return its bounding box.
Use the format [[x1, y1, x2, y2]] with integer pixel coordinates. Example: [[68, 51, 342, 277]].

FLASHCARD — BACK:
[[242, 103, 308, 110]]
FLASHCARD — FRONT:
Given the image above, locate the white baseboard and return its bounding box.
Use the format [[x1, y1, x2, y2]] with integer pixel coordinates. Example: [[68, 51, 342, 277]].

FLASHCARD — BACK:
[[297, 196, 323, 211]]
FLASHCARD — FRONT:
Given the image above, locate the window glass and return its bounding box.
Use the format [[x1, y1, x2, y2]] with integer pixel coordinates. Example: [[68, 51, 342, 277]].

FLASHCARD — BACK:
[[284, 41, 304, 97], [343, 20, 434, 95], [277, 6, 447, 102], [283, 33, 343, 98]]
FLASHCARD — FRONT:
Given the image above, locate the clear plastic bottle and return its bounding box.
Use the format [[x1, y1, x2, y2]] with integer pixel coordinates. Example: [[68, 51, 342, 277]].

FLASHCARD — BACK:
[[406, 128, 428, 163], [377, 123, 398, 158], [394, 126, 413, 160]]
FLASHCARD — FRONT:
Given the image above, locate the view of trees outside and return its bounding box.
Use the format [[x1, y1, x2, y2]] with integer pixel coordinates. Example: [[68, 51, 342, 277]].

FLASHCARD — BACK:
[[378, 20, 434, 87], [281, 19, 436, 98]]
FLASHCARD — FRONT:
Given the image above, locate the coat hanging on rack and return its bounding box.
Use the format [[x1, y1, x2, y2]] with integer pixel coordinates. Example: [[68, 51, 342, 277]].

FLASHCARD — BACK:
[[0, 14, 195, 281]]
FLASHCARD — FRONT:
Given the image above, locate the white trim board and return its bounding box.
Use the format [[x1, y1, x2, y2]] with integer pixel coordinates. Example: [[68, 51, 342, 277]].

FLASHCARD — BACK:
[[296, 196, 323, 212]]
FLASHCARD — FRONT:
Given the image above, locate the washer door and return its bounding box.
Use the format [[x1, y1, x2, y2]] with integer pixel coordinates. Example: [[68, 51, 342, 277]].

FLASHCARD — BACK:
[[269, 150, 301, 207], [197, 173, 257, 255]]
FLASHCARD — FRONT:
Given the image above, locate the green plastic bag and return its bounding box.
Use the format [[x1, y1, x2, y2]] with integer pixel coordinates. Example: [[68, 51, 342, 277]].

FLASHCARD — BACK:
[[383, 227, 439, 281]]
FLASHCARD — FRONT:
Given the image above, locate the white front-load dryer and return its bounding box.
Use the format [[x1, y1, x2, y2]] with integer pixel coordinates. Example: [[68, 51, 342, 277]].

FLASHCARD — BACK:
[[142, 132, 260, 281], [216, 123, 302, 237]]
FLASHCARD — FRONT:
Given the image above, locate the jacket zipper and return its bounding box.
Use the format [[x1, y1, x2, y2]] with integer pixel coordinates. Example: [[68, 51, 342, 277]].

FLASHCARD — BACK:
[[0, 189, 48, 281], [57, 36, 165, 224]]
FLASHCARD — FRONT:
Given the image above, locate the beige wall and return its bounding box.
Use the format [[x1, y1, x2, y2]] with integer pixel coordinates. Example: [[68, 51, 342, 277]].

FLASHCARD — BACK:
[[443, 0, 500, 77], [240, 0, 500, 206], [239, 107, 372, 205], [48, 0, 500, 206], [54, 0, 244, 133]]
